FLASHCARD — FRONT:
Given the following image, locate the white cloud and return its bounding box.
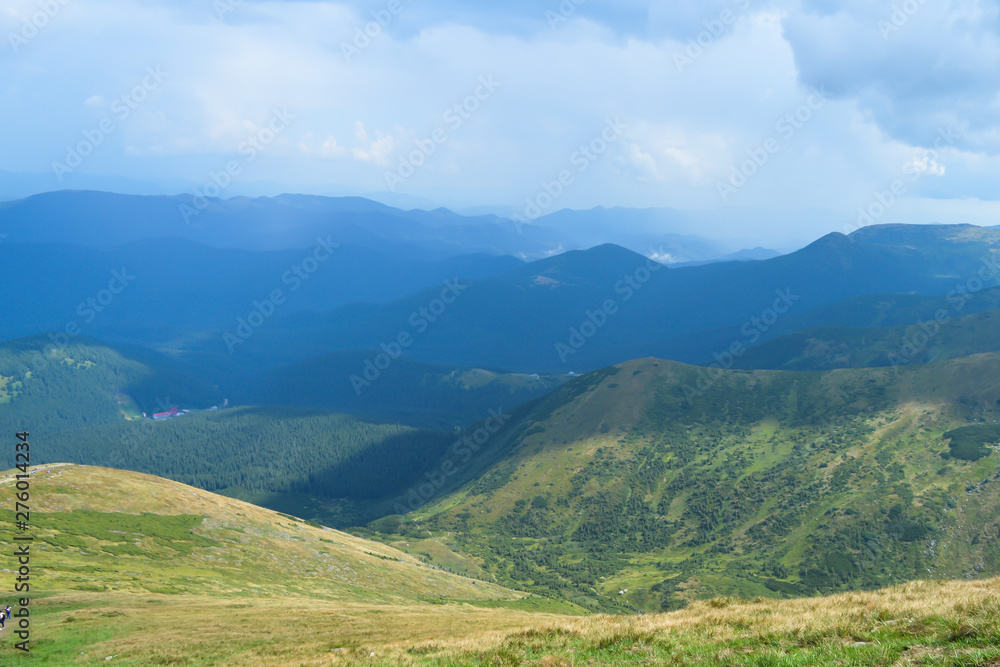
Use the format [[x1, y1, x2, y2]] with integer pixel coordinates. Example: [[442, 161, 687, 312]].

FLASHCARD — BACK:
[[616, 122, 733, 186], [619, 143, 662, 183], [903, 151, 947, 177], [319, 134, 347, 159], [0, 0, 998, 243], [349, 122, 395, 166], [646, 249, 677, 264]]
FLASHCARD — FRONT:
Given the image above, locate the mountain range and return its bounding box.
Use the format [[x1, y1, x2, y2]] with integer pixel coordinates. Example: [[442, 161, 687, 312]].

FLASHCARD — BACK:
[[221, 223, 1000, 373], [4, 189, 1000, 625], [0, 190, 755, 262]]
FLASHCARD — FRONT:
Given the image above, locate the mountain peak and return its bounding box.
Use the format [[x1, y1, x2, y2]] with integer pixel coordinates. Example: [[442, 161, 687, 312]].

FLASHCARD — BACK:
[[501, 242, 656, 286]]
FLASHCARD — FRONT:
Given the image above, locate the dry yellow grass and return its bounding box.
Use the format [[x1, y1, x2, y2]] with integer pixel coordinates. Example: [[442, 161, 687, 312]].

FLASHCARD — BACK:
[[0, 464, 521, 603], [27, 591, 567, 666], [32, 576, 995, 665], [4, 465, 999, 666], [324, 577, 1000, 666], [559, 577, 999, 644]]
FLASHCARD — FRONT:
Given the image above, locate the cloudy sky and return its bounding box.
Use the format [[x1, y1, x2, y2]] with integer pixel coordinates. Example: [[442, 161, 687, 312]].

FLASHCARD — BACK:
[[2, 0, 1000, 245]]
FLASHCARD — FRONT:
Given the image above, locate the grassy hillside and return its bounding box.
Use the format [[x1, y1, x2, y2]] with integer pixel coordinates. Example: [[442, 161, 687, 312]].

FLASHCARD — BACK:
[[0, 464, 579, 665], [0, 464, 518, 601], [2, 467, 998, 665], [367, 356, 1000, 612], [335, 577, 1000, 665]]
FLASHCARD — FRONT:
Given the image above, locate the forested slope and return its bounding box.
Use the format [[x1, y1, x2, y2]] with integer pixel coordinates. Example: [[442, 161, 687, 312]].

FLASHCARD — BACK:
[[367, 356, 1000, 612]]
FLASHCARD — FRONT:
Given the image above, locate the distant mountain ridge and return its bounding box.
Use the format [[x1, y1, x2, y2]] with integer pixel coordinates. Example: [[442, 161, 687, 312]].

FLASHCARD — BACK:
[[4, 219, 1000, 379], [0, 190, 774, 264], [661, 287, 1000, 365], [240, 224, 1000, 373], [731, 308, 1000, 371], [0, 190, 562, 259], [671, 246, 782, 267], [0, 239, 523, 343]]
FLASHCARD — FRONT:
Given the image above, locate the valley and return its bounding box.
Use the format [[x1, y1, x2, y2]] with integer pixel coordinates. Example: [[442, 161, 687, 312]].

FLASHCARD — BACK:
[[2, 465, 998, 666], [2, 207, 1000, 663], [365, 356, 1000, 612], [8, 5, 1000, 662]]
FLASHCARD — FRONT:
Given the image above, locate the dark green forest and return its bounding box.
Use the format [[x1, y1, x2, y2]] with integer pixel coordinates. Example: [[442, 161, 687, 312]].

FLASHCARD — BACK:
[[0, 336, 223, 434], [34, 407, 454, 505]]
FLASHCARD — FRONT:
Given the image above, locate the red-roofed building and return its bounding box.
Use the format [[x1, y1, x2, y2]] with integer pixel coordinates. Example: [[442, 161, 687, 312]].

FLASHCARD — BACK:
[[152, 408, 180, 420]]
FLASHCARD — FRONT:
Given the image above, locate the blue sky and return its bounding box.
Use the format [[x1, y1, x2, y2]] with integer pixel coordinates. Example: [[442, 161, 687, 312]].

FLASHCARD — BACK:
[[2, 0, 1000, 245]]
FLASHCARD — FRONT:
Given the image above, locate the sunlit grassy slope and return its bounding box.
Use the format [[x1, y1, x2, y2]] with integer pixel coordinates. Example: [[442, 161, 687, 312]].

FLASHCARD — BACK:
[[372, 355, 1000, 612], [0, 463, 525, 602], [6, 564, 1000, 664], [0, 462, 997, 665], [345, 577, 1000, 666], [358, 579, 1000, 667], [0, 464, 580, 664]]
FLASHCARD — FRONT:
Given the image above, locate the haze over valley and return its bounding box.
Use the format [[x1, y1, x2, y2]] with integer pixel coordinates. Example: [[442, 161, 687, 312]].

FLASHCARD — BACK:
[[4, 0, 1000, 664]]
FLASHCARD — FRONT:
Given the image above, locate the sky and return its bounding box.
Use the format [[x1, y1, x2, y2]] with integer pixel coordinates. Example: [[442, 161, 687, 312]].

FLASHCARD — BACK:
[[2, 0, 1000, 246]]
